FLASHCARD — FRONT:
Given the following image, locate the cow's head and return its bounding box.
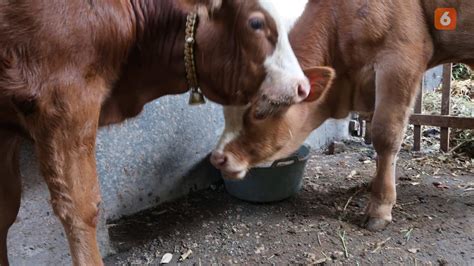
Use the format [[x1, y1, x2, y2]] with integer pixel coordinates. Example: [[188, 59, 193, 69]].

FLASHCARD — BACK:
[[182, 0, 310, 109], [210, 67, 335, 179]]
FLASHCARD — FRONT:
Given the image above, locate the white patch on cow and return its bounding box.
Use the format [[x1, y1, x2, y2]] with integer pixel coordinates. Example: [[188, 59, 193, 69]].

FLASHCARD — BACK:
[[258, 0, 308, 100], [214, 105, 248, 152], [270, 0, 308, 31]]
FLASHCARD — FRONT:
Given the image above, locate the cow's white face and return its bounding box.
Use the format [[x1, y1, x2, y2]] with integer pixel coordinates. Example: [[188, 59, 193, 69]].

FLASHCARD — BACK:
[[256, 0, 310, 108], [188, 0, 310, 112], [210, 106, 249, 179]]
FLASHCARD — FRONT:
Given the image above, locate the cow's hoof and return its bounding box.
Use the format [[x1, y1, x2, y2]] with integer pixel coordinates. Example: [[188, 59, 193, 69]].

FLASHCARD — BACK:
[[363, 217, 390, 231]]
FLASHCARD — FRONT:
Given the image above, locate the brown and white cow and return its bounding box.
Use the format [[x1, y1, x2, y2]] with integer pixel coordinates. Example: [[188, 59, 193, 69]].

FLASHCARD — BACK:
[[212, 0, 474, 232], [0, 0, 310, 264]]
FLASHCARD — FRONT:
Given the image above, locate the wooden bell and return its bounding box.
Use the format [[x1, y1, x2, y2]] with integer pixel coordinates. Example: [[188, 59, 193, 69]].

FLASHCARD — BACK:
[[188, 88, 205, 105]]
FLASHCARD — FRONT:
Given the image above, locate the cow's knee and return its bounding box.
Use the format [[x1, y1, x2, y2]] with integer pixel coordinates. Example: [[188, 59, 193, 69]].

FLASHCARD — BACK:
[[50, 189, 101, 231], [371, 120, 404, 155]]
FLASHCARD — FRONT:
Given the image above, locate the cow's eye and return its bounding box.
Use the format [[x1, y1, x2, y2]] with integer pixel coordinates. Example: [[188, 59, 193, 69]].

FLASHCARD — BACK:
[[249, 18, 265, 30]]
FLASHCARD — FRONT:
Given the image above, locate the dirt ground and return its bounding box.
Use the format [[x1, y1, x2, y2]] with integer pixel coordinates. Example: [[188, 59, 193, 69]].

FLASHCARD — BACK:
[[105, 139, 473, 265]]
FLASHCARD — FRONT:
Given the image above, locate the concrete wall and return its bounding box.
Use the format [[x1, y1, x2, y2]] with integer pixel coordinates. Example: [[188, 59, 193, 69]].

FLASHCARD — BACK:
[[8, 94, 348, 265]]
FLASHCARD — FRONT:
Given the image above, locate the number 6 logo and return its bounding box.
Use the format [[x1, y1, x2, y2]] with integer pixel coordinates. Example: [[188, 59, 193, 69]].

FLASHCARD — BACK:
[[435, 8, 457, 30]]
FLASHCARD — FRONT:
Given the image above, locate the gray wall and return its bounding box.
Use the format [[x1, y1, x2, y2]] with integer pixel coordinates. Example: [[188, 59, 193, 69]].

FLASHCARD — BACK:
[[96, 96, 224, 220], [8, 94, 348, 265]]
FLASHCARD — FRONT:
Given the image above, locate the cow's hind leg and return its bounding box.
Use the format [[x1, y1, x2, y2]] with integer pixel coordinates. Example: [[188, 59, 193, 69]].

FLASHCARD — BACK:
[[364, 57, 425, 231], [0, 131, 21, 266], [26, 83, 105, 265]]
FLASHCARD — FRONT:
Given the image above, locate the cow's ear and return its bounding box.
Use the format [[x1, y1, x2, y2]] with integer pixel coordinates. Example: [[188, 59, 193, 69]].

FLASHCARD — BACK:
[[303, 67, 335, 102], [182, 0, 223, 12]]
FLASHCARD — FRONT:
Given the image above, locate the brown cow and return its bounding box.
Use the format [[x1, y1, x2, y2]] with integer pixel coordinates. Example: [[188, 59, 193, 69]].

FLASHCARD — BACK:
[[0, 0, 311, 264], [211, 0, 474, 232]]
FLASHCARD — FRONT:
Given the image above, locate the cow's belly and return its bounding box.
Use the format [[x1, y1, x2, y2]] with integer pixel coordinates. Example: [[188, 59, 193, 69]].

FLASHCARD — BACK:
[[350, 65, 376, 114], [323, 66, 376, 121], [353, 84, 376, 114]]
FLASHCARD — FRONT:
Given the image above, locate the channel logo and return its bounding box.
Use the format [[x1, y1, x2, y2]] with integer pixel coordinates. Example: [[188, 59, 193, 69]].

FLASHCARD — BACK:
[[435, 8, 457, 30]]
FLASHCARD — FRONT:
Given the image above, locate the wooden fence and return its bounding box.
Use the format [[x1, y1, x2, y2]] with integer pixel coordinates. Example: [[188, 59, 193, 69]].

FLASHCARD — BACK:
[[410, 63, 474, 152]]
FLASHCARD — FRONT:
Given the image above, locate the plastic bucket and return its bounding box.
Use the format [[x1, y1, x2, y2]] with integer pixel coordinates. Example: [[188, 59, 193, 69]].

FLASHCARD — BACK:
[[223, 145, 311, 203]]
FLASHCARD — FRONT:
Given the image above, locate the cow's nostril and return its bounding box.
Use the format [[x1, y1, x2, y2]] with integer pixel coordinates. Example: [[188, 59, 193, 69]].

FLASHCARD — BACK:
[[297, 82, 310, 100], [221, 154, 228, 165], [211, 151, 228, 168]]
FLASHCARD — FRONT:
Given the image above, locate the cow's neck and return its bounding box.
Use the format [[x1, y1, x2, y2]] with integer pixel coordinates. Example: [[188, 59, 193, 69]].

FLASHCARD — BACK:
[[290, 1, 345, 124], [127, 0, 189, 95], [101, 0, 191, 125], [289, 1, 336, 69]]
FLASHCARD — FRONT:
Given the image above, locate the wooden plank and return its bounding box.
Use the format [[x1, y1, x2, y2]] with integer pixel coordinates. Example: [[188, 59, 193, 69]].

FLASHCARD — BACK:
[[410, 114, 474, 129], [413, 80, 424, 151], [440, 64, 452, 152]]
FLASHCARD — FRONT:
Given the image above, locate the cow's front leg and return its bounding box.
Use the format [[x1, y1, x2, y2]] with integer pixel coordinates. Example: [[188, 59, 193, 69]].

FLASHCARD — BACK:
[[364, 58, 424, 231], [27, 86, 104, 265], [364, 152, 398, 231], [0, 131, 22, 266]]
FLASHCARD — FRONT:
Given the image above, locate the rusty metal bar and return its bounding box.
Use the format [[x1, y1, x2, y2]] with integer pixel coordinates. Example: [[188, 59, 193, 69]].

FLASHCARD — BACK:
[[440, 64, 452, 152], [413, 80, 424, 151]]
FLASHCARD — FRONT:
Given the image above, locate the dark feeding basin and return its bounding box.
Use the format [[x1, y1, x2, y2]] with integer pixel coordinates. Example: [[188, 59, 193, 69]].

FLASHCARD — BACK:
[[223, 145, 311, 203]]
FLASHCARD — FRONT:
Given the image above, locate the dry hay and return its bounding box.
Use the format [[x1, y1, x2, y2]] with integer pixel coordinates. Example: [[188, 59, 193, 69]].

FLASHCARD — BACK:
[[406, 78, 473, 157]]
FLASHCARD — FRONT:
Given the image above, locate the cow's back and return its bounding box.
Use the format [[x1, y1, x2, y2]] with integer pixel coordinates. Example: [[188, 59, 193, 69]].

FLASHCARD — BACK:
[[333, 0, 474, 67], [0, 0, 134, 130], [420, 0, 474, 66], [0, 0, 133, 88]]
